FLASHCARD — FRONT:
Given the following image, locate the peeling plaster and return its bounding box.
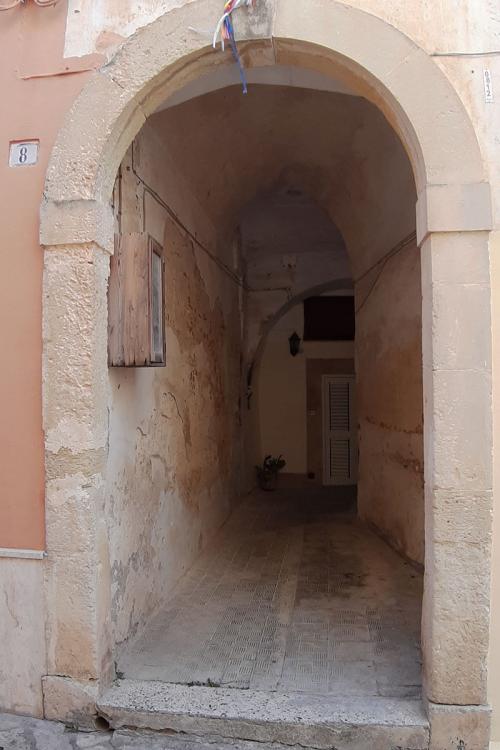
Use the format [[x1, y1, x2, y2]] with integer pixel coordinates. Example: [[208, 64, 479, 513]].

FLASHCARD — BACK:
[[64, 0, 500, 60], [107, 137, 242, 649]]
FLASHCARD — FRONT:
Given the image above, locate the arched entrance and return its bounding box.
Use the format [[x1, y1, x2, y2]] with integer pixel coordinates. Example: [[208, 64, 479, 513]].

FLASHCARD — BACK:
[[40, 1, 493, 745]]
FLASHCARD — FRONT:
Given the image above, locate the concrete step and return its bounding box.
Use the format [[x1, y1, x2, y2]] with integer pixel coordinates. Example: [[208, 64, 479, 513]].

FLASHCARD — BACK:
[[98, 680, 430, 750]]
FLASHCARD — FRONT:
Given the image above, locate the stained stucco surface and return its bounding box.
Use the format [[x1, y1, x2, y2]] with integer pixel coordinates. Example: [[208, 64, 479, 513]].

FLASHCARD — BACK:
[[107, 134, 243, 647], [64, 0, 500, 59], [356, 240, 424, 563]]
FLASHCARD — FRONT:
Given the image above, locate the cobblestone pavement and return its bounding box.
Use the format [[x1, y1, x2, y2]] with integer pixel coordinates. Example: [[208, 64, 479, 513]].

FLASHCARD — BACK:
[[0, 713, 297, 750], [117, 490, 423, 698]]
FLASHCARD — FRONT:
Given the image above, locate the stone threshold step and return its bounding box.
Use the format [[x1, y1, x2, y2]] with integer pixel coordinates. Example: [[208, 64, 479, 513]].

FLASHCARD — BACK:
[[98, 680, 430, 750]]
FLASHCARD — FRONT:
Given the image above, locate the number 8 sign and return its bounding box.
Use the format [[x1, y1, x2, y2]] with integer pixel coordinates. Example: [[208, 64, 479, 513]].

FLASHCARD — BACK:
[[9, 141, 39, 167]]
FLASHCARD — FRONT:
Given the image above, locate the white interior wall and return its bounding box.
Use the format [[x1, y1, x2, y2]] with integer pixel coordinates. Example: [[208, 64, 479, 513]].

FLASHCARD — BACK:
[[258, 306, 307, 473]]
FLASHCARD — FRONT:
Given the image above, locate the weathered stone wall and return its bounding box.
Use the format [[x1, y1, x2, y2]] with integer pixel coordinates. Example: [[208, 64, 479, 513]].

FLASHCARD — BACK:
[[0, 559, 46, 716], [356, 241, 424, 563], [63, 0, 499, 64], [329, 105, 424, 565], [107, 127, 243, 648]]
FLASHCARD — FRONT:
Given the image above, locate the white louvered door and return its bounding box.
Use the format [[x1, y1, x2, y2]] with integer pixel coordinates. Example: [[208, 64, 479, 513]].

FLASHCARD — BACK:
[[322, 375, 357, 486]]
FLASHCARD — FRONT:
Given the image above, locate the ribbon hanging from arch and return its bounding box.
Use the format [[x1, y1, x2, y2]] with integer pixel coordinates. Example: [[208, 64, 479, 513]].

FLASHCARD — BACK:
[[213, 0, 255, 94]]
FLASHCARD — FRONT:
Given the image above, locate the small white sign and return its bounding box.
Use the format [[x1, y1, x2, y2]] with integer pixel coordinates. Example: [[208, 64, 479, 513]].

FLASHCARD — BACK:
[[9, 141, 39, 167], [484, 69, 494, 103]]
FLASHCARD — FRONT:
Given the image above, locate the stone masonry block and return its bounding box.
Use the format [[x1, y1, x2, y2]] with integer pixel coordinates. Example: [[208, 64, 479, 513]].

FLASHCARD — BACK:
[[428, 702, 491, 750]]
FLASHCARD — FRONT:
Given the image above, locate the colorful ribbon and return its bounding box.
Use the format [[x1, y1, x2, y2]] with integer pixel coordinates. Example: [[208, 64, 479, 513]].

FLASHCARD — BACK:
[[213, 0, 255, 94]]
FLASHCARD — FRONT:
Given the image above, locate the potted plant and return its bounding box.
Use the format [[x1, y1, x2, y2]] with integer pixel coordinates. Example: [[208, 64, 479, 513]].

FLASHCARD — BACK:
[[255, 454, 286, 491]]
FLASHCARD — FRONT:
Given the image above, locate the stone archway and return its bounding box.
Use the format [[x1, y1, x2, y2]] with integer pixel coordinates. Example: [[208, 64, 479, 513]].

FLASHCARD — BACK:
[[40, 0, 493, 743]]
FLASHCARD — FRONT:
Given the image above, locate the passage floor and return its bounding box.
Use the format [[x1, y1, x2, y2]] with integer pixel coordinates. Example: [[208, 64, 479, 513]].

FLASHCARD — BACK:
[[117, 489, 422, 698]]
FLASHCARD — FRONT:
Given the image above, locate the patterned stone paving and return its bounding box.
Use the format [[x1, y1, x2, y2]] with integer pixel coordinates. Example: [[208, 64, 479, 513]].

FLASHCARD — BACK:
[[117, 489, 422, 698]]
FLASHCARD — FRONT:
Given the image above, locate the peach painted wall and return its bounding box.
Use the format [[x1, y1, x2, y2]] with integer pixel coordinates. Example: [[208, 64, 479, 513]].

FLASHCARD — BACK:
[[0, 1, 101, 550]]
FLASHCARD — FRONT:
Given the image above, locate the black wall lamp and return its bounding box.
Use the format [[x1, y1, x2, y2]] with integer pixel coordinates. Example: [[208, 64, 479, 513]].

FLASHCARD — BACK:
[[288, 331, 301, 357]]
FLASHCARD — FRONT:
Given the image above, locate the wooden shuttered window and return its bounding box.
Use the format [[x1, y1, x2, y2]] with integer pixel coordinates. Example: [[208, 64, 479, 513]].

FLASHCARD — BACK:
[[108, 233, 166, 367], [322, 375, 357, 485]]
